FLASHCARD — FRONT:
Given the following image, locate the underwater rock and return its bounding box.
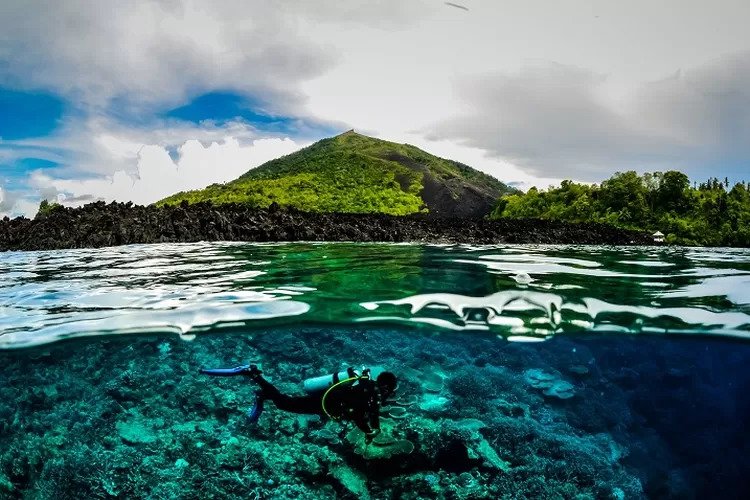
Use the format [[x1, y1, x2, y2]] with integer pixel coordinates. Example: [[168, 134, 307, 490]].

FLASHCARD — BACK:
[[346, 418, 415, 460], [330, 465, 370, 499], [352, 435, 415, 460], [543, 380, 575, 399], [495, 399, 527, 418], [524, 368, 576, 399], [524, 368, 557, 389], [473, 439, 510, 472], [418, 394, 450, 413], [0, 472, 14, 494], [446, 419, 511, 471], [115, 411, 162, 445], [387, 406, 408, 419], [421, 371, 445, 393], [393, 394, 419, 407], [434, 438, 480, 472], [569, 364, 590, 376]]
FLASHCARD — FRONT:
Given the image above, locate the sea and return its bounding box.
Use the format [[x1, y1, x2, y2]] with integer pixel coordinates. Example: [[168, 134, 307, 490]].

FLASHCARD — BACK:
[[1, 242, 749, 499]]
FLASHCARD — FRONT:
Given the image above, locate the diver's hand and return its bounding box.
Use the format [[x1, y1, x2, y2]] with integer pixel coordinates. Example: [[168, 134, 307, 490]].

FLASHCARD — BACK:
[[364, 429, 380, 444], [241, 364, 262, 378]]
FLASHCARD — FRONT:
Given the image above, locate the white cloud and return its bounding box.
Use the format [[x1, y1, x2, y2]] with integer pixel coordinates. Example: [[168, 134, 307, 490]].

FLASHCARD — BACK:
[[0, 185, 37, 218], [375, 131, 565, 191], [0, 0, 431, 115], [30, 135, 306, 207], [428, 53, 750, 181], [3, 0, 750, 218]]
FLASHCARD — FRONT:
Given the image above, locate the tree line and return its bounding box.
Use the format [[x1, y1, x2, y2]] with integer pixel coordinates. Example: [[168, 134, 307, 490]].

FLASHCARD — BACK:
[[490, 171, 750, 246]]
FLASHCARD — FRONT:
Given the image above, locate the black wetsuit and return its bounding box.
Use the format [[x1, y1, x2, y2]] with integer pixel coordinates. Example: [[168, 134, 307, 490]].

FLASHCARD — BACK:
[[255, 375, 381, 435]]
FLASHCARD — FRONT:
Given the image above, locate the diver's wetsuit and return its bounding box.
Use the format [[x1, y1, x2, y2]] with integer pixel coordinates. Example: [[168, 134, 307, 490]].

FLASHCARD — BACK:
[[255, 375, 381, 434]]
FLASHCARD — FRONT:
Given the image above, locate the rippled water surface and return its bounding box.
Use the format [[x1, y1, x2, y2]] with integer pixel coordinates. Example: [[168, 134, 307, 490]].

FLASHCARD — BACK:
[[2, 242, 749, 349]]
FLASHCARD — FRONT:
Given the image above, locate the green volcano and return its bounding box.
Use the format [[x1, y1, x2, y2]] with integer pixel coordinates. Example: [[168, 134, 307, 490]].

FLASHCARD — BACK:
[[158, 131, 516, 217]]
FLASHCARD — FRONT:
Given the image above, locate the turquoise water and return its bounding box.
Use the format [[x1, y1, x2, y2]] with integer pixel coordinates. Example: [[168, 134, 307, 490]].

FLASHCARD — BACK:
[[2, 242, 749, 348], [1, 243, 749, 498]]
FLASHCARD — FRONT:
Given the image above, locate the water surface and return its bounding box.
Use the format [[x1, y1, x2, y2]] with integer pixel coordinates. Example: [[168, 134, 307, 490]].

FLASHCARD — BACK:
[[2, 242, 749, 349]]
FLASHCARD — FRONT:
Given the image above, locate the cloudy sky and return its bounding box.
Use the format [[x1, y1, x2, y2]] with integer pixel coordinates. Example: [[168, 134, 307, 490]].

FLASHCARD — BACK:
[[1, 0, 748, 217]]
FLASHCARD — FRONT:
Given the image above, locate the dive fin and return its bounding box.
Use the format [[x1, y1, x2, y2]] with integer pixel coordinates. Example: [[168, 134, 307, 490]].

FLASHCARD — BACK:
[[200, 364, 250, 376], [247, 392, 265, 423]]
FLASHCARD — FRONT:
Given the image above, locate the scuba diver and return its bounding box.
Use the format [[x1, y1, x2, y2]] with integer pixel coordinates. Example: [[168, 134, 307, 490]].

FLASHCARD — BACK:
[[200, 364, 398, 443]]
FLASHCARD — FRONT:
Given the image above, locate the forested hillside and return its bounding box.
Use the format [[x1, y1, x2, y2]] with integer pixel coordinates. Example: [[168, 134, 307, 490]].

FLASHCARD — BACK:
[[158, 131, 515, 217], [491, 171, 750, 246]]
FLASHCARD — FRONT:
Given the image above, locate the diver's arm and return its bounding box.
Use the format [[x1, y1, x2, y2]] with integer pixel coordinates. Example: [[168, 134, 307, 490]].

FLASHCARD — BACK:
[[356, 406, 384, 443], [364, 429, 380, 444], [355, 416, 381, 444], [363, 397, 382, 443], [368, 405, 380, 431], [354, 416, 372, 435]]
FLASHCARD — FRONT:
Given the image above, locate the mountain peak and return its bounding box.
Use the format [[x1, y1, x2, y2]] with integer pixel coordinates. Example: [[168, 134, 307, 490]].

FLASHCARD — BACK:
[[158, 132, 517, 217]]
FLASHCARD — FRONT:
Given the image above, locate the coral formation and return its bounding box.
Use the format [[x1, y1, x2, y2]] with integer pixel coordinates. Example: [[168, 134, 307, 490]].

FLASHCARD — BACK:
[[524, 368, 576, 399], [1, 326, 748, 498]]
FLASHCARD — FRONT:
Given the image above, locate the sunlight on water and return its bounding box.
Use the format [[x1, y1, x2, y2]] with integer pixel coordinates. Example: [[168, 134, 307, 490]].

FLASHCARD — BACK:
[[1, 242, 749, 349]]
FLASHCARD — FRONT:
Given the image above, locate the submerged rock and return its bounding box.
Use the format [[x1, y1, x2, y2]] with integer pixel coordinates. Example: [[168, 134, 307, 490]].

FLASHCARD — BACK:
[[543, 380, 576, 400], [418, 394, 450, 413], [330, 465, 370, 499], [434, 438, 479, 472], [524, 368, 558, 389], [524, 368, 576, 399], [345, 417, 416, 461], [115, 411, 162, 445], [0, 472, 14, 494]]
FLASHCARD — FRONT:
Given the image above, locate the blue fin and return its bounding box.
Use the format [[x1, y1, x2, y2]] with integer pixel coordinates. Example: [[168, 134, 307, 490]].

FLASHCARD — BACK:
[[200, 365, 250, 376], [247, 393, 264, 423]]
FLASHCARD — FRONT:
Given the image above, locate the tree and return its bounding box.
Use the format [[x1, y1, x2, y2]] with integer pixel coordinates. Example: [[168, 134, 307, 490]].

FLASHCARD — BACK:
[[36, 199, 62, 219], [656, 170, 690, 213], [489, 170, 750, 246], [599, 171, 648, 224]]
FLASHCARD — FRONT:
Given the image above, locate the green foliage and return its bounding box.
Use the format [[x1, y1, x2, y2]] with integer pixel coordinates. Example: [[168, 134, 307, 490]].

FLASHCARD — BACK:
[[157, 131, 515, 215], [490, 171, 750, 247], [36, 199, 62, 218]]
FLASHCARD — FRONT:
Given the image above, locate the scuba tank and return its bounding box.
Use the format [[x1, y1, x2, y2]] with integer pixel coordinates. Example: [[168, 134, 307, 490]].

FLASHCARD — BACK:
[[302, 366, 385, 394], [303, 370, 353, 393]]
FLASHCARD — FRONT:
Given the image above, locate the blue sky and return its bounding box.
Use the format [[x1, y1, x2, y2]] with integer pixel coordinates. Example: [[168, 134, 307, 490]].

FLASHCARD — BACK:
[[1, 0, 749, 217], [0, 80, 341, 214], [0, 88, 65, 140]]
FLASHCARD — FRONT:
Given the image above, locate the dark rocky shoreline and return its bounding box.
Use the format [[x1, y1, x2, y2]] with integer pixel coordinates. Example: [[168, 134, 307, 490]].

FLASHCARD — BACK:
[[0, 201, 653, 252]]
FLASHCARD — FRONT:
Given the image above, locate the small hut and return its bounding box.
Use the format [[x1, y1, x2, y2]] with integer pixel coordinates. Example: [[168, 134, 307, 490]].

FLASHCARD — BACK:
[[652, 231, 665, 243]]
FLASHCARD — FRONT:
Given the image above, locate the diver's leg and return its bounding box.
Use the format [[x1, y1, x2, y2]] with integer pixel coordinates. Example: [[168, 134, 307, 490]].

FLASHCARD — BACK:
[[254, 376, 321, 415]]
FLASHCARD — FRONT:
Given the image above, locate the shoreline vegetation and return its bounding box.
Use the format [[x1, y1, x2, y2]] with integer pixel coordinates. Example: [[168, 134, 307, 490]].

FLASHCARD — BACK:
[[0, 201, 652, 252], [491, 171, 750, 247], [4, 132, 745, 250]]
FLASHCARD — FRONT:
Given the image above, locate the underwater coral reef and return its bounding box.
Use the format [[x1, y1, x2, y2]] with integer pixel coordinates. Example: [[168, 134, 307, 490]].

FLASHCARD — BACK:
[[1, 327, 748, 499]]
